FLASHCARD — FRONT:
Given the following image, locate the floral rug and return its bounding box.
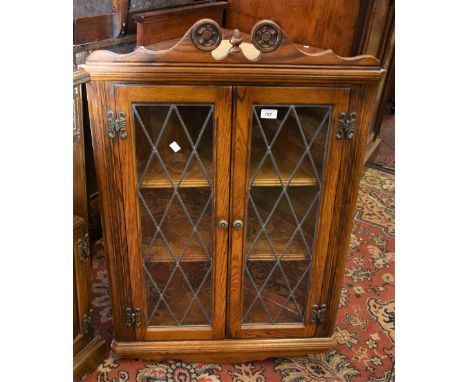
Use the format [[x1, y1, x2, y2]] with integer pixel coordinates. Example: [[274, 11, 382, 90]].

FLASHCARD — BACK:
[[82, 167, 395, 382]]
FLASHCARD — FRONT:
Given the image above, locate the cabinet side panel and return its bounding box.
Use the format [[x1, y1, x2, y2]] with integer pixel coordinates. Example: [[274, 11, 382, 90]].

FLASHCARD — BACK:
[[318, 84, 379, 337], [114, 86, 146, 340], [86, 81, 135, 341], [73, 221, 92, 354], [73, 83, 89, 227], [304, 90, 350, 337]]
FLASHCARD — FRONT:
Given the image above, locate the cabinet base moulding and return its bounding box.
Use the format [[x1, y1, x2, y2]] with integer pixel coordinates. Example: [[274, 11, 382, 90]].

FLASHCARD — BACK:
[[112, 336, 336, 362]]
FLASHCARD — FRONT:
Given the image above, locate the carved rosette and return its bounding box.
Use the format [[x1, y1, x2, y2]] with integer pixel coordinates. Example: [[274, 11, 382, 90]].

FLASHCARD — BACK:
[[251, 20, 283, 52], [191, 20, 222, 51]]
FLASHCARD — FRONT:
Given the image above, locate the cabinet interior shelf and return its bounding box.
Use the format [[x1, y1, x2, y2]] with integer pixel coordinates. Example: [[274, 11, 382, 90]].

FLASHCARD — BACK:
[[144, 249, 309, 263], [139, 155, 318, 188], [142, 194, 312, 263]]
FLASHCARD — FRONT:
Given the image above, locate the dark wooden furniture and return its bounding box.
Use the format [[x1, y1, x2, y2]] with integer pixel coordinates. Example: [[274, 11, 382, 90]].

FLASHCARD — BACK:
[[226, 0, 363, 56], [134, 1, 228, 47], [82, 19, 383, 362], [354, 0, 395, 162], [74, 0, 228, 45], [74, 69, 91, 226], [73, 216, 106, 380], [73, 69, 106, 380]]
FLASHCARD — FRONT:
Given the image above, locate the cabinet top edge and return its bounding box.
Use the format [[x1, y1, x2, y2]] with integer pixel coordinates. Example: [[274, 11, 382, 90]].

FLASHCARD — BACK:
[[80, 66, 385, 84], [81, 19, 382, 76], [73, 68, 90, 85]]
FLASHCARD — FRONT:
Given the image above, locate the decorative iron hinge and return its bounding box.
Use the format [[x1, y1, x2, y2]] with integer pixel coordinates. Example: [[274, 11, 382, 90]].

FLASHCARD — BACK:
[[83, 309, 93, 335], [336, 112, 357, 140], [125, 307, 142, 327], [78, 233, 90, 262], [107, 111, 128, 140], [310, 304, 327, 323]]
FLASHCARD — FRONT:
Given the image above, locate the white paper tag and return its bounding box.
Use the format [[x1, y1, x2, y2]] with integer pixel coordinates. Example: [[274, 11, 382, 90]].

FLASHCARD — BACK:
[[169, 141, 181, 153], [260, 109, 278, 119]]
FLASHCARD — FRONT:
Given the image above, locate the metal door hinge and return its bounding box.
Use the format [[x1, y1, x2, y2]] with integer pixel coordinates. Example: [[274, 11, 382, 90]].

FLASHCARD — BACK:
[[107, 111, 128, 140], [83, 309, 93, 335], [78, 233, 90, 262], [310, 304, 327, 323], [125, 307, 142, 327], [336, 112, 357, 140]]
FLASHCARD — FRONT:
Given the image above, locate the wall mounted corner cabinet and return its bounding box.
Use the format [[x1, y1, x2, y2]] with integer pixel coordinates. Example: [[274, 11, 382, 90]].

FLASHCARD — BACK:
[[82, 19, 383, 362]]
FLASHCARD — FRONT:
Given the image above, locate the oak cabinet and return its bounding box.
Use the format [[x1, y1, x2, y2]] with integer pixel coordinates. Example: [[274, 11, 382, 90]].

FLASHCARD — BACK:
[[73, 215, 93, 355], [73, 215, 106, 380], [73, 69, 106, 381], [82, 19, 383, 362]]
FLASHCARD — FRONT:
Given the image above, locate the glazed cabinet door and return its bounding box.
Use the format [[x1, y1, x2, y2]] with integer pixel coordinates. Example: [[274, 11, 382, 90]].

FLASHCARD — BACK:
[[114, 85, 232, 341], [228, 86, 350, 338]]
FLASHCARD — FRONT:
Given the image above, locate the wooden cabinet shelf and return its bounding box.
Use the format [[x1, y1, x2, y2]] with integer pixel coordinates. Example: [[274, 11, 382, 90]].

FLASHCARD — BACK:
[[250, 153, 319, 187], [141, 189, 310, 263], [140, 155, 318, 188], [140, 161, 212, 188], [144, 247, 309, 263]]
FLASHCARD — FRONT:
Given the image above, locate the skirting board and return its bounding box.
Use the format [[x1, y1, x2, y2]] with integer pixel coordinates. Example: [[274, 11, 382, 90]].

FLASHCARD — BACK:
[[112, 336, 336, 363], [364, 136, 382, 164]]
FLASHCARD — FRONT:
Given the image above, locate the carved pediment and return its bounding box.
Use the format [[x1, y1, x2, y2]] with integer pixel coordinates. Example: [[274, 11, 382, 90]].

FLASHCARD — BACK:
[[85, 19, 380, 67]]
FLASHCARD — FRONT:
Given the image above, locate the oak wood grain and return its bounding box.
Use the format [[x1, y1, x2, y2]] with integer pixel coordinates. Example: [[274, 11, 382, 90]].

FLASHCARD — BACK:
[[355, 0, 395, 160], [135, 2, 228, 47], [83, 18, 382, 360], [228, 87, 350, 339], [74, 14, 114, 44], [73, 336, 106, 381], [112, 0, 130, 38], [86, 81, 136, 341], [317, 84, 379, 337], [81, 23, 384, 84], [85, 22, 380, 67], [113, 336, 336, 362], [73, 217, 92, 355], [225, 0, 362, 57], [74, 2, 227, 45], [114, 85, 232, 341], [73, 74, 89, 230]]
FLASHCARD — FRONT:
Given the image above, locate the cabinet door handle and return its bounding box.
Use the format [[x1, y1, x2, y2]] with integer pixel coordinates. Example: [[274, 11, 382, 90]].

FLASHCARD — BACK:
[[233, 219, 244, 229], [218, 220, 228, 230]]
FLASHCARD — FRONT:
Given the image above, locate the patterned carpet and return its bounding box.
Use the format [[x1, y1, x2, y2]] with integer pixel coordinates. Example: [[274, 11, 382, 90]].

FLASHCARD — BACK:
[[81, 165, 394, 382]]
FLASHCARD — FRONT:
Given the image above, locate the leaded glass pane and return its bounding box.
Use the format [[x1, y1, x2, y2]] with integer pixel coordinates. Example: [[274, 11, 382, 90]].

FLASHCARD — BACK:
[[134, 104, 214, 327], [242, 104, 331, 324]]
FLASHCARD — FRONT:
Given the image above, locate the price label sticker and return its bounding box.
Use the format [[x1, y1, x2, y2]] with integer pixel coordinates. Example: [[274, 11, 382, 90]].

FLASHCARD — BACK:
[[169, 141, 181, 152], [260, 109, 278, 119]]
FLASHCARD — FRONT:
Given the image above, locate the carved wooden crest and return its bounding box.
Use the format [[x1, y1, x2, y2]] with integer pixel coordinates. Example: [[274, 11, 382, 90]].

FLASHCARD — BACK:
[[84, 18, 381, 70], [251, 20, 283, 53], [190, 20, 223, 51]]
